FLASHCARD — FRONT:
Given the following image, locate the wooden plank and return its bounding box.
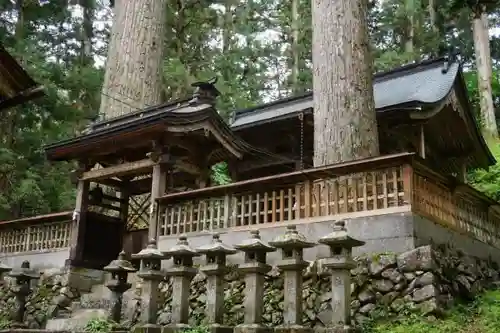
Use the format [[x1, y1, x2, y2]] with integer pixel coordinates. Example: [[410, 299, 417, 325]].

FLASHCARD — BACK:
[[81, 158, 156, 181]]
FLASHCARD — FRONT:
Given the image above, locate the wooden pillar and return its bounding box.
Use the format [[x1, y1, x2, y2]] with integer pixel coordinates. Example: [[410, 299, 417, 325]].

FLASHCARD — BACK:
[[196, 169, 211, 189], [457, 160, 468, 183], [419, 124, 426, 159], [68, 178, 90, 266], [120, 180, 130, 223], [149, 158, 168, 241]]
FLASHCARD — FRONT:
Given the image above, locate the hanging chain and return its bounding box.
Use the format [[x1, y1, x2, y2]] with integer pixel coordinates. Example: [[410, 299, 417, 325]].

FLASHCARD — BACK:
[[298, 112, 304, 170]]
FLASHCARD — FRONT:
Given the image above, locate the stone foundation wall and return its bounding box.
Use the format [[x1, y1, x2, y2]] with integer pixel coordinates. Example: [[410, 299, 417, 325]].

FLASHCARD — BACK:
[[0, 244, 497, 329], [152, 244, 499, 327], [0, 269, 80, 329]]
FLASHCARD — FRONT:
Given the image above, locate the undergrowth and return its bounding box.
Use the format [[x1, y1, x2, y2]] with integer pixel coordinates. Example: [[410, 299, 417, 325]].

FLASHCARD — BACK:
[[363, 289, 500, 333]]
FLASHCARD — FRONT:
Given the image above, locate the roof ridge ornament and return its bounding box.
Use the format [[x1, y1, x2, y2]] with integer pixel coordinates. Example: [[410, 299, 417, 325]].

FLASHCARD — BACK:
[[189, 76, 220, 106]]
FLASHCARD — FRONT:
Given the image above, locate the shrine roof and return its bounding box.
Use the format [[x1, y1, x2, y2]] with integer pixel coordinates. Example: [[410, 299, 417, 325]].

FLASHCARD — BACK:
[[231, 57, 460, 129], [44, 99, 255, 162], [0, 44, 44, 111]]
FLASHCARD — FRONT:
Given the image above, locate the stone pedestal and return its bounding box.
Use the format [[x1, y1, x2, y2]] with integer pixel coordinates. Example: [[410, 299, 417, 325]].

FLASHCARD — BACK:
[[162, 235, 200, 333], [316, 221, 365, 333], [103, 250, 137, 329], [234, 230, 276, 333], [8, 261, 39, 328], [270, 225, 315, 333], [196, 234, 238, 333], [132, 239, 169, 333]]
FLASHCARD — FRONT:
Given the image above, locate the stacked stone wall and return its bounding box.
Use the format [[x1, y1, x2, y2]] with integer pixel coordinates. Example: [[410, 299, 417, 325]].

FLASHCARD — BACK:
[[0, 244, 497, 329]]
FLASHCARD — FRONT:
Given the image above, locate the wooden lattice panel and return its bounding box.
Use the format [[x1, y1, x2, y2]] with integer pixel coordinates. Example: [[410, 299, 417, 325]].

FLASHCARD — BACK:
[[0, 221, 71, 254], [127, 193, 151, 231]]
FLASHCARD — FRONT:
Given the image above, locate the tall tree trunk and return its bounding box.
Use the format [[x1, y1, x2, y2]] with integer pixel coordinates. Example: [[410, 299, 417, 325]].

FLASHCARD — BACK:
[[472, 11, 497, 139], [404, 0, 414, 55], [481, 13, 493, 86], [311, 0, 379, 166], [80, 0, 94, 67], [99, 0, 168, 119], [428, 0, 437, 33], [290, 0, 299, 94]]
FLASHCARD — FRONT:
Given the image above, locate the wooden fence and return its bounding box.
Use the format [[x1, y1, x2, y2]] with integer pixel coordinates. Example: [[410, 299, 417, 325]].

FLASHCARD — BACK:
[[0, 212, 72, 254], [1, 152, 500, 254]]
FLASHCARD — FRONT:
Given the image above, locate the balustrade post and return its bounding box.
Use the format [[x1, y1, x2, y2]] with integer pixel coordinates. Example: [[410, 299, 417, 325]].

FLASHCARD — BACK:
[[103, 250, 137, 329], [317, 221, 365, 333], [9, 260, 39, 328], [269, 225, 315, 333], [132, 239, 169, 332], [234, 230, 276, 333], [163, 235, 200, 333], [196, 233, 237, 333]]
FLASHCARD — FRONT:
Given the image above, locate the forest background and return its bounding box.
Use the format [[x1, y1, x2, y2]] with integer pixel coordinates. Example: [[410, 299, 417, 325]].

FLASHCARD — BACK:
[[0, 0, 499, 221]]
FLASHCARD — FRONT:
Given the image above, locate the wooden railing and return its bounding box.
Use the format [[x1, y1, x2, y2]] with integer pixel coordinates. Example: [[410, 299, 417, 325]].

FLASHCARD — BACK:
[[1, 152, 500, 255], [0, 212, 72, 254], [157, 153, 413, 236], [412, 165, 500, 248], [156, 152, 500, 248]]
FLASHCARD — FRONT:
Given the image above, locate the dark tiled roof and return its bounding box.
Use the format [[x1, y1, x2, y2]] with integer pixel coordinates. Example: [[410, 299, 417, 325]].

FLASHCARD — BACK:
[[0, 44, 44, 111], [231, 58, 459, 129]]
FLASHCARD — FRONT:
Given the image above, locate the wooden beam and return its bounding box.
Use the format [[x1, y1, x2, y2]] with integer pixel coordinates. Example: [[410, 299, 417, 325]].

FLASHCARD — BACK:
[[81, 158, 158, 181]]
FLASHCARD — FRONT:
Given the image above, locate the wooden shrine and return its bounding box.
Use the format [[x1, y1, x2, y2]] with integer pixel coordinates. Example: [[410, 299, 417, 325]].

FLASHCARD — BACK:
[[40, 57, 498, 270]]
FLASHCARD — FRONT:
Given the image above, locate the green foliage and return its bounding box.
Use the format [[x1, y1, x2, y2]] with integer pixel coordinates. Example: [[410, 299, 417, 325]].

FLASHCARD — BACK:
[[84, 318, 113, 333], [181, 326, 209, 333], [211, 162, 232, 185], [364, 289, 500, 333], [469, 141, 500, 200], [0, 316, 11, 329]]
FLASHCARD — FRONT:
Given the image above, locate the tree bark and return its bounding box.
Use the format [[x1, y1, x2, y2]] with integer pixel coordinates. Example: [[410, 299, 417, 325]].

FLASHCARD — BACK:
[[99, 0, 168, 119], [472, 12, 497, 139], [290, 0, 299, 94], [311, 0, 379, 166]]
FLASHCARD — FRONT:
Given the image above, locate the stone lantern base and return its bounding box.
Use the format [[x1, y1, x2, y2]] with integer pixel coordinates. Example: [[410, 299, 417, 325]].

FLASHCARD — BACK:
[[314, 325, 360, 333], [132, 323, 163, 333], [275, 324, 312, 333], [234, 323, 273, 333], [206, 323, 234, 333], [161, 323, 191, 333]]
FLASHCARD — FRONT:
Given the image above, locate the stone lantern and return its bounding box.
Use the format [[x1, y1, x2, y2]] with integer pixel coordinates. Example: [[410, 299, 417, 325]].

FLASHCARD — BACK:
[[233, 230, 276, 333], [103, 250, 137, 325], [196, 233, 237, 333], [8, 260, 40, 328], [269, 225, 315, 333], [163, 235, 200, 333], [318, 220, 365, 332], [0, 261, 12, 286], [131, 239, 169, 329]]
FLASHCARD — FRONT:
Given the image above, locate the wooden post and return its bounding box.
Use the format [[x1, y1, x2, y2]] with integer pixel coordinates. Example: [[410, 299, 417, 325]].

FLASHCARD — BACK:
[[457, 160, 468, 183], [419, 124, 426, 159], [68, 178, 90, 266], [120, 181, 130, 223], [149, 160, 168, 241]]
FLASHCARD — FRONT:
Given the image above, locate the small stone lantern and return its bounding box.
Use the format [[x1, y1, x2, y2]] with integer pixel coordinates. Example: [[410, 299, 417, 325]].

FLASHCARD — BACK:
[[163, 235, 200, 333], [8, 260, 40, 328], [196, 234, 237, 333], [103, 250, 137, 326], [318, 220, 365, 332], [131, 239, 169, 329], [269, 225, 315, 333], [0, 261, 12, 286], [234, 230, 276, 333]]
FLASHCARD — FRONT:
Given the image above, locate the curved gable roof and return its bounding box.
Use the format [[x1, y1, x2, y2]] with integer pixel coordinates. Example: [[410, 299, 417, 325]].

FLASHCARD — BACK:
[[231, 58, 460, 129]]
